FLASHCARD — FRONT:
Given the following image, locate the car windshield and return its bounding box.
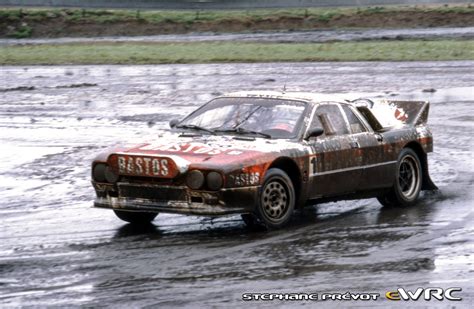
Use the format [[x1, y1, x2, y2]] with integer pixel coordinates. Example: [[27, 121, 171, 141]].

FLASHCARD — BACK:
[[178, 97, 307, 139]]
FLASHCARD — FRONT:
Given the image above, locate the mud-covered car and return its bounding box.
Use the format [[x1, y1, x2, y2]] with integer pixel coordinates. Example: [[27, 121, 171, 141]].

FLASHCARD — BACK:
[[91, 91, 437, 228]]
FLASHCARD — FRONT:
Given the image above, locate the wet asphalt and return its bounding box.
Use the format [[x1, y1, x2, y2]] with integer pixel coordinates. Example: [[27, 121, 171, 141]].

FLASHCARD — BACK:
[[0, 61, 473, 307]]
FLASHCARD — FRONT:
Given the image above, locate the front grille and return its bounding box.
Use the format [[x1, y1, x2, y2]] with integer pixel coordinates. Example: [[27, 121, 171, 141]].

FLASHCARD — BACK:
[[120, 176, 174, 185], [118, 183, 187, 201]]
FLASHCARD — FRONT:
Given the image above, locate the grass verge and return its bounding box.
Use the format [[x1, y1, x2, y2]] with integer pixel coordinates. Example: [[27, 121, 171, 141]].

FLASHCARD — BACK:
[[1, 5, 473, 38], [1, 5, 472, 24], [1, 40, 473, 65]]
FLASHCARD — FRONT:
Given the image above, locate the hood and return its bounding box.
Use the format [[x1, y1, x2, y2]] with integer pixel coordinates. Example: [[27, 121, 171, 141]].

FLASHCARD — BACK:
[[99, 131, 302, 178]]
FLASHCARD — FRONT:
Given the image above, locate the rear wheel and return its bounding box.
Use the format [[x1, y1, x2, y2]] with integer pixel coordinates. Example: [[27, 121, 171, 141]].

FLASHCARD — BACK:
[[377, 148, 422, 207], [253, 168, 295, 229], [113, 210, 157, 224]]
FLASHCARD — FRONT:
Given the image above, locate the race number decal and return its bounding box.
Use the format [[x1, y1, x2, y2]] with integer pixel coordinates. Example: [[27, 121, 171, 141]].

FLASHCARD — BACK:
[[309, 156, 317, 175]]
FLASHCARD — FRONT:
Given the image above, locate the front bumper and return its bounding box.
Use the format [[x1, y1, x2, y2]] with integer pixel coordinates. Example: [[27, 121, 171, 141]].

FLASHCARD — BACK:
[[93, 182, 260, 216]]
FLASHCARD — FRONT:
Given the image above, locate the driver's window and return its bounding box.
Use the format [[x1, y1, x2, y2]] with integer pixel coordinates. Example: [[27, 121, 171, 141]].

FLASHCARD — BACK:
[[309, 107, 323, 132], [316, 104, 349, 135]]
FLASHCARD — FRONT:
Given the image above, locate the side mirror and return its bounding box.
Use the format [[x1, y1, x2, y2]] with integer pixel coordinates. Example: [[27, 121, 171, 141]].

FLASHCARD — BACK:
[[169, 119, 179, 128], [304, 127, 324, 140]]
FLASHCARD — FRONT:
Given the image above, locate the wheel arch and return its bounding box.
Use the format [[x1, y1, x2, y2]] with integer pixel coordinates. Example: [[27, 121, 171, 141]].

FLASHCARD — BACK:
[[268, 157, 303, 207], [403, 141, 438, 190]]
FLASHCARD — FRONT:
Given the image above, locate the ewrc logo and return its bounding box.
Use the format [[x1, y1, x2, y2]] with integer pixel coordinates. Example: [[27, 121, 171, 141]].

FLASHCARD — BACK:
[[385, 287, 462, 301]]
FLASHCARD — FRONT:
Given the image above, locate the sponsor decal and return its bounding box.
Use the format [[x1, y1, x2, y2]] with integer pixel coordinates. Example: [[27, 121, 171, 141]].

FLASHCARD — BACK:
[[136, 142, 243, 156], [228, 165, 266, 187], [228, 172, 260, 187], [108, 154, 179, 178]]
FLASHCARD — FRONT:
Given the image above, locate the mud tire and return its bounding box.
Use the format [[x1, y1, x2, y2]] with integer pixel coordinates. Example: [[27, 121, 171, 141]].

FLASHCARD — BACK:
[[254, 168, 295, 229], [378, 148, 422, 207]]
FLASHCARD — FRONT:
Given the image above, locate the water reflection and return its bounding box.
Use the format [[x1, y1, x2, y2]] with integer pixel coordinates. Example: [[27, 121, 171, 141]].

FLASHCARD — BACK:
[[114, 223, 162, 238]]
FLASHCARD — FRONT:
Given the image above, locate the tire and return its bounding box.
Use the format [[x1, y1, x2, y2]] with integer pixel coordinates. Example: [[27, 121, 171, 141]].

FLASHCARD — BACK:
[[254, 168, 295, 229], [113, 210, 157, 224], [377, 148, 422, 207]]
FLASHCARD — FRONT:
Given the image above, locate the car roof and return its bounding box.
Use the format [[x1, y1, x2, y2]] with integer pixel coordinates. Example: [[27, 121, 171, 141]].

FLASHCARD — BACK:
[[220, 91, 351, 105]]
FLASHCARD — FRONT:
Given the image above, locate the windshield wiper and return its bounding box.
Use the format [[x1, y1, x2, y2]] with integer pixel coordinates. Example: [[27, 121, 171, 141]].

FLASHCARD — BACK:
[[216, 127, 271, 139], [175, 124, 215, 134]]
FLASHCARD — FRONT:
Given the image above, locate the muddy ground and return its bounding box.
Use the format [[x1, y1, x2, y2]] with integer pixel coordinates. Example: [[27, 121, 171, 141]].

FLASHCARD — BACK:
[[2, 7, 474, 38], [0, 61, 473, 307], [2, 26, 473, 46]]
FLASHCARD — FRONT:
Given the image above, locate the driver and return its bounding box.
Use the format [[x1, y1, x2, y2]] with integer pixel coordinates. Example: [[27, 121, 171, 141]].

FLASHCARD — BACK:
[[271, 123, 293, 132]]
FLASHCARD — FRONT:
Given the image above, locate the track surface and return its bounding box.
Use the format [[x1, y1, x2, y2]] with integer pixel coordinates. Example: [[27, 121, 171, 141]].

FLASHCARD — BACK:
[[0, 62, 473, 307], [1, 27, 473, 46]]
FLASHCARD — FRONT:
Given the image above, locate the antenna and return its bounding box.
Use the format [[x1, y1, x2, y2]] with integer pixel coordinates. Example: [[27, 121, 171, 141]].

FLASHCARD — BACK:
[[282, 72, 289, 93]]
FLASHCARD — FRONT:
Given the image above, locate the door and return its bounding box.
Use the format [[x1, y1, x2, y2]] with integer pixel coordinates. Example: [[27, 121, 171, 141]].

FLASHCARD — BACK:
[[341, 104, 395, 190], [307, 103, 363, 198]]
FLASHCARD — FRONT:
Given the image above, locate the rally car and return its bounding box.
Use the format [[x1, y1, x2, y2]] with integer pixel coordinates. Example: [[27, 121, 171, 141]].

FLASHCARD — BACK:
[[91, 91, 437, 228]]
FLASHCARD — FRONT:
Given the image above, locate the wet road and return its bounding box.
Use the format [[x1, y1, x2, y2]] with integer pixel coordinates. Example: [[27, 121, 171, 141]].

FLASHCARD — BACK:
[[1, 26, 473, 46], [0, 62, 473, 307]]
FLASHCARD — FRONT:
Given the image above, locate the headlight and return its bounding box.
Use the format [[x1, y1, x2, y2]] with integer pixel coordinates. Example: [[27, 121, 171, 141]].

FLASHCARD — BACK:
[[92, 163, 107, 182], [206, 171, 223, 190], [104, 166, 119, 183], [186, 170, 204, 190]]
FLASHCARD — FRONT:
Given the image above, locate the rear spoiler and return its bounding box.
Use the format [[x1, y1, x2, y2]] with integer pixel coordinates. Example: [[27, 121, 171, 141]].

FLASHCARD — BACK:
[[351, 99, 430, 132]]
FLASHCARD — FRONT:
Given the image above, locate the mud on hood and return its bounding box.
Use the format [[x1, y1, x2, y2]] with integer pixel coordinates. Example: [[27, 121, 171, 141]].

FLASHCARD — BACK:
[[101, 132, 300, 177]]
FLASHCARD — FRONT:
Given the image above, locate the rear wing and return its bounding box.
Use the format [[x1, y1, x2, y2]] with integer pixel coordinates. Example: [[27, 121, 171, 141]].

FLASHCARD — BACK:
[[351, 99, 430, 132]]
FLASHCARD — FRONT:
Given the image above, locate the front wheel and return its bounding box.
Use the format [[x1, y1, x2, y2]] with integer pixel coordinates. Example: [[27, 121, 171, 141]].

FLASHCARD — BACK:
[[113, 210, 158, 224], [377, 148, 422, 207], [254, 168, 295, 229]]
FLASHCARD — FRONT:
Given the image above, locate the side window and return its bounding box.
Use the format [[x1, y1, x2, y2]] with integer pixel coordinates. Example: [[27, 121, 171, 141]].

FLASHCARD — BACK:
[[316, 104, 349, 135], [309, 107, 323, 130], [342, 105, 367, 134]]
